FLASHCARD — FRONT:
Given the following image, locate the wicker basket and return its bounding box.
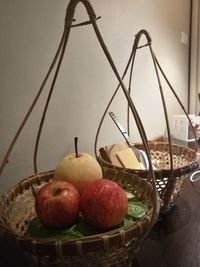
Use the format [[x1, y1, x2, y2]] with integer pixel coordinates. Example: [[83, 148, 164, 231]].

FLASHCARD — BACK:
[[0, 167, 159, 267], [95, 29, 199, 214], [0, 0, 160, 266], [98, 142, 198, 213]]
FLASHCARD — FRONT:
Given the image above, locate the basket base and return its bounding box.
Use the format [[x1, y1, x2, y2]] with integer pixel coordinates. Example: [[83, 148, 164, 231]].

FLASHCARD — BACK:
[[23, 244, 136, 267]]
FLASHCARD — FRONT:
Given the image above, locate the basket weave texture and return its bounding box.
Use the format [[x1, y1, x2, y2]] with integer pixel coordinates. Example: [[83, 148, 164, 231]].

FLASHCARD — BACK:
[[0, 167, 159, 267], [99, 142, 198, 213]]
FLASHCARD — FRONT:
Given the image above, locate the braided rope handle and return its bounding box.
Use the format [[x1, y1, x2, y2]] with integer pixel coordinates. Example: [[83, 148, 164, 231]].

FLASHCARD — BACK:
[[0, 0, 158, 235]]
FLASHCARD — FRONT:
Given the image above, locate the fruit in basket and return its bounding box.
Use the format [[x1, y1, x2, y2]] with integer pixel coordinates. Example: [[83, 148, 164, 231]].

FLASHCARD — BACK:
[[80, 179, 128, 229], [54, 137, 102, 194], [35, 180, 80, 228]]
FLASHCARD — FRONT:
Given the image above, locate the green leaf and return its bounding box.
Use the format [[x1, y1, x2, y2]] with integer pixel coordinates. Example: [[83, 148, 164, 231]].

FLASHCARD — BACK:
[[26, 199, 148, 240], [26, 218, 110, 240], [123, 216, 136, 226], [70, 220, 105, 236], [26, 218, 83, 240], [127, 200, 148, 218]]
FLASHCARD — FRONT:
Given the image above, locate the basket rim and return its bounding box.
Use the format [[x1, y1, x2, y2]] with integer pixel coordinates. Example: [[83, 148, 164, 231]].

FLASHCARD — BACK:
[[99, 142, 199, 178]]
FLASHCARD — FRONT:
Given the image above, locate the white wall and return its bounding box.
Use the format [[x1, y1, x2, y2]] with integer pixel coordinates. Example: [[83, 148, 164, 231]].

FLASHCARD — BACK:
[[0, 0, 190, 195], [189, 0, 200, 114]]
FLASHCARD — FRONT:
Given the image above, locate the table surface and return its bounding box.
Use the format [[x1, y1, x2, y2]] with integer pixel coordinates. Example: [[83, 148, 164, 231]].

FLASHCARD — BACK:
[[132, 139, 200, 267], [1, 139, 200, 267], [133, 178, 200, 267]]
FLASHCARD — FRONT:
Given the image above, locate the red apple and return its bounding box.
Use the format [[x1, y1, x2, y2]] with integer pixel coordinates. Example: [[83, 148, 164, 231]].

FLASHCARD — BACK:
[[35, 180, 80, 228], [80, 179, 128, 229]]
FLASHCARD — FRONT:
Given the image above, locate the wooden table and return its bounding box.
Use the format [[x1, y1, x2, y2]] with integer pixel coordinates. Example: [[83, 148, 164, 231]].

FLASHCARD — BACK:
[[132, 177, 200, 267]]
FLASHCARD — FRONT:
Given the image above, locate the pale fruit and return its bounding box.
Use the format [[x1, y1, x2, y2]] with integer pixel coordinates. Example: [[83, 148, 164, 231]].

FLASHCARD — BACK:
[[54, 152, 102, 194]]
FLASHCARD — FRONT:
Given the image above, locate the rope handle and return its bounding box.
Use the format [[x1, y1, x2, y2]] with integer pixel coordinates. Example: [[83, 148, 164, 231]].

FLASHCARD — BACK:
[[0, 0, 98, 177], [127, 29, 198, 152], [128, 30, 174, 174], [0, 0, 158, 234]]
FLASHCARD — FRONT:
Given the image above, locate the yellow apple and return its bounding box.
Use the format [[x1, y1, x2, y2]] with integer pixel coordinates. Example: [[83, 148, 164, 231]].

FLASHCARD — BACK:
[[54, 152, 103, 195]]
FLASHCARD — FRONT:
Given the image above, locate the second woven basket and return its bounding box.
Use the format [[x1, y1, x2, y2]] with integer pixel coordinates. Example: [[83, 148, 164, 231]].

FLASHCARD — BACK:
[[95, 29, 199, 214], [99, 142, 198, 213]]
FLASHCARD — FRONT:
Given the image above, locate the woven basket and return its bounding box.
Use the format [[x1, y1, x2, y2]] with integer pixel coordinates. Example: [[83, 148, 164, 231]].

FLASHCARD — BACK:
[[95, 29, 199, 214], [0, 0, 160, 266], [0, 167, 159, 267], [98, 142, 198, 213]]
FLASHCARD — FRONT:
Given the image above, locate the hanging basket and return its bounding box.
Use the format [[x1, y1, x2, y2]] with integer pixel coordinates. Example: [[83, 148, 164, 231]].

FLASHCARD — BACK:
[[0, 167, 159, 267], [96, 29, 199, 214], [0, 1, 159, 266]]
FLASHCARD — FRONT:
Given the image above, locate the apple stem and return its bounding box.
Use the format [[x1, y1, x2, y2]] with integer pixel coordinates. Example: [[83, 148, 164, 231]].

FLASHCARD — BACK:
[[74, 137, 79, 158], [53, 187, 62, 196]]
